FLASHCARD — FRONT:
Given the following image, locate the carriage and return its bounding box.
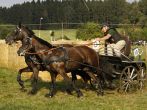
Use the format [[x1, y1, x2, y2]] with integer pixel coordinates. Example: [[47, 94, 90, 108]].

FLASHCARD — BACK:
[[5, 24, 147, 97], [94, 39, 146, 93]]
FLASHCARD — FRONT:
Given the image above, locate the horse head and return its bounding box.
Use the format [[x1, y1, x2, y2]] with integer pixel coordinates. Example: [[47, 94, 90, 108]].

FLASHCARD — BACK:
[[5, 23, 34, 45], [17, 37, 33, 56]]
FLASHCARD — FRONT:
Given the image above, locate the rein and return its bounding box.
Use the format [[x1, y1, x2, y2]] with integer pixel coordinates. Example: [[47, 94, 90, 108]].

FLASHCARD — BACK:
[[24, 46, 61, 55], [80, 42, 104, 46], [24, 43, 103, 55], [20, 37, 103, 70], [23, 36, 104, 55]]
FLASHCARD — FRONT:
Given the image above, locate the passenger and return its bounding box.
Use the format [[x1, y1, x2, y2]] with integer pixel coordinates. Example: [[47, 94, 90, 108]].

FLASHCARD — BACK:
[[96, 23, 126, 56]]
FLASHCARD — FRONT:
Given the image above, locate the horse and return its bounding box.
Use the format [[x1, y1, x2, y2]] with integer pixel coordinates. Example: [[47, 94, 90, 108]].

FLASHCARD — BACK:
[[14, 24, 103, 97], [5, 24, 95, 97], [16, 47, 93, 92]]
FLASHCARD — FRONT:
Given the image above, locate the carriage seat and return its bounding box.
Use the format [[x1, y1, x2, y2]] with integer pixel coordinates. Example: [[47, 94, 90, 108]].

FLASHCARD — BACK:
[[120, 36, 131, 57], [97, 36, 131, 59], [107, 36, 131, 57]]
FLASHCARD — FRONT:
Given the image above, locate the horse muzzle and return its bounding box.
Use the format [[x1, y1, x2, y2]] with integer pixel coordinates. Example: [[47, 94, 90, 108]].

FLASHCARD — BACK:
[[17, 50, 25, 56]]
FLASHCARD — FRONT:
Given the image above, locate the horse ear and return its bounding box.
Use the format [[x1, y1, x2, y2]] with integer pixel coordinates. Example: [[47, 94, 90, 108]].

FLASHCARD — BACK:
[[18, 22, 22, 28]]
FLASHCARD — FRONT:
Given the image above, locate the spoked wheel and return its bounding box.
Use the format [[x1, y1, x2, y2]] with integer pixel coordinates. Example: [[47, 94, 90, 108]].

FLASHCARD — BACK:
[[118, 66, 138, 93], [138, 67, 146, 90]]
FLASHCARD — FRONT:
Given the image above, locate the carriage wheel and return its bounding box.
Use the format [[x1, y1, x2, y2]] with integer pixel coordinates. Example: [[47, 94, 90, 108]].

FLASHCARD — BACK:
[[138, 67, 146, 90], [118, 66, 138, 93]]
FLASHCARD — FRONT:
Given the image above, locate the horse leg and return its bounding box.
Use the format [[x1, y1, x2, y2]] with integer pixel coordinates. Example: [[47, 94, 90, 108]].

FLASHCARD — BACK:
[[71, 71, 78, 90], [45, 72, 57, 98], [88, 78, 95, 90], [71, 71, 77, 83], [59, 69, 83, 97], [79, 72, 91, 90], [72, 70, 90, 91], [83, 68, 104, 96], [17, 67, 32, 90], [29, 67, 39, 95], [107, 79, 116, 90], [71, 81, 83, 97]]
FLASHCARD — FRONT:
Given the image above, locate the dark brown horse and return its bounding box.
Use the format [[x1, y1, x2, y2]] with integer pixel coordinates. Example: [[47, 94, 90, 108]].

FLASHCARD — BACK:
[[6, 24, 103, 96], [5, 24, 94, 97], [18, 37, 103, 97], [14, 25, 103, 97]]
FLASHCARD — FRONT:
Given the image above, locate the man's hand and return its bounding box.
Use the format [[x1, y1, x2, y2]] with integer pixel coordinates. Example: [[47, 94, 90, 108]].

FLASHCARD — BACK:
[[95, 38, 100, 41]]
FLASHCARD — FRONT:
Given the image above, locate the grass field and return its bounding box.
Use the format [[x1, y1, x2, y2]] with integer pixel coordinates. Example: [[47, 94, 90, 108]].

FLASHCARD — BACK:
[[0, 29, 147, 110], [33, 29, 77, 42], [0, 68, 147, 110]]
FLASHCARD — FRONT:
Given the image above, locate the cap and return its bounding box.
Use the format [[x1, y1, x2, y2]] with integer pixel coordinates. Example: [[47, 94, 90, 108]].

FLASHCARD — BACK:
[[101, 23, 110, 29]]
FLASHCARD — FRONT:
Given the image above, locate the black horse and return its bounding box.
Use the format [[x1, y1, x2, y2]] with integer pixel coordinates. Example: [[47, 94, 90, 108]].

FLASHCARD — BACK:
[[14, 24, 103, 97], [5, 24, 95, 97]]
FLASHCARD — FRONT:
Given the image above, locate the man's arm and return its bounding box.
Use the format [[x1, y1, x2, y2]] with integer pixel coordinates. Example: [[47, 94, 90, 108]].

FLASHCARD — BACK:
[[96, 34, 111, 41]]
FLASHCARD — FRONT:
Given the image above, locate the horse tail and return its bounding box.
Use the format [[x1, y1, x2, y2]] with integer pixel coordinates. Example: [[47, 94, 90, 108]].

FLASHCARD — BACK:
[[123, 36, 131, 56]]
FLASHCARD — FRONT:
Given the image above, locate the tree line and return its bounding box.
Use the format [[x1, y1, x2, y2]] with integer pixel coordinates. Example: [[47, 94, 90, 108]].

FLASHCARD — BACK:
[[0, 0, 147, 26], [0, 0, 147, 41]]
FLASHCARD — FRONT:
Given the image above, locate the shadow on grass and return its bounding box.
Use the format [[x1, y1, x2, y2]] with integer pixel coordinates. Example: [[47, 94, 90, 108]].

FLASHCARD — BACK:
[[22, 77, 95, 96]]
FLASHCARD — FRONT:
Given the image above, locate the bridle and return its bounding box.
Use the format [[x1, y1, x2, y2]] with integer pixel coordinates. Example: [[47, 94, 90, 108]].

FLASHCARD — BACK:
[[19, 36, 62, 55]]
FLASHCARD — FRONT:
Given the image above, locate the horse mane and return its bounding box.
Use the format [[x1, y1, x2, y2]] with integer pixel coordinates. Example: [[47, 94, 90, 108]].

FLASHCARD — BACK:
[[22, 25, 54, 48], [22, 25, 35, 36], [33, 36, 54, 48]]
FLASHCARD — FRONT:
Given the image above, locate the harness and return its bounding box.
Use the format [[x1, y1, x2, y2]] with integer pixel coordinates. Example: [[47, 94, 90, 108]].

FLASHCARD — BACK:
[[28, 55, 44, 65], [24, 45, 100, 71], [46, 46, 69, 65], [21, 37, 101, 71]]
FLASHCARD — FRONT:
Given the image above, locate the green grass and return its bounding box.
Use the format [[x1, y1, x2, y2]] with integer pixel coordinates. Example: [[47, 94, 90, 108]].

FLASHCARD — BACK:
[[33, 29, 77, 42], [0, 68, 147, 110]]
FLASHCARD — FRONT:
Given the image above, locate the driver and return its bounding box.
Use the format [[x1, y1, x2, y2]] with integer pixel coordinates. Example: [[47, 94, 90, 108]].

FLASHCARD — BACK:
[[96, 23, 126, 56]]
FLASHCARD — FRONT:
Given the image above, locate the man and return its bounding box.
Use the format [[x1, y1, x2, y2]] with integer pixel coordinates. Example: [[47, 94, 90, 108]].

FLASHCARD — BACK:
[[96, 23, 126, 56]]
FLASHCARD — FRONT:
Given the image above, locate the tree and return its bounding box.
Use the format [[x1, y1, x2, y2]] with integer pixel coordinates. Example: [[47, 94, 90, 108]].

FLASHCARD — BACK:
[[76, 22, 102, 40], [109, 0, 127, 23], [139, 0, 147, 15], [0, 0, 146, 27], [128, 2, 143, 24]]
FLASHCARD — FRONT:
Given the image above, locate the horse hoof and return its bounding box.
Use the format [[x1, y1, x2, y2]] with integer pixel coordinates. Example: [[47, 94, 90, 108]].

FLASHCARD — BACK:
[[28, 90, 37, 95], [77, 91, 83, 98], [107, 84, 116, 90], [20, 88, 27, 92], [85, 87, 89, 91], [97, 92, 104, 96], [45, 93, 54, 98], [66, 89, 73, 95]]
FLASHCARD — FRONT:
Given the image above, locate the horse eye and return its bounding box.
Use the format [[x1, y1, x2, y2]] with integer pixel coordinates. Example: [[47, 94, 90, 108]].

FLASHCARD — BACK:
[[13, 30, 17, 34], [25, 38, 30, 43]]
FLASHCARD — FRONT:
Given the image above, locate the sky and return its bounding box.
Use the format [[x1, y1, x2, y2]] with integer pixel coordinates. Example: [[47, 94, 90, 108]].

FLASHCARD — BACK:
[[0, 0, 140, 8]]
